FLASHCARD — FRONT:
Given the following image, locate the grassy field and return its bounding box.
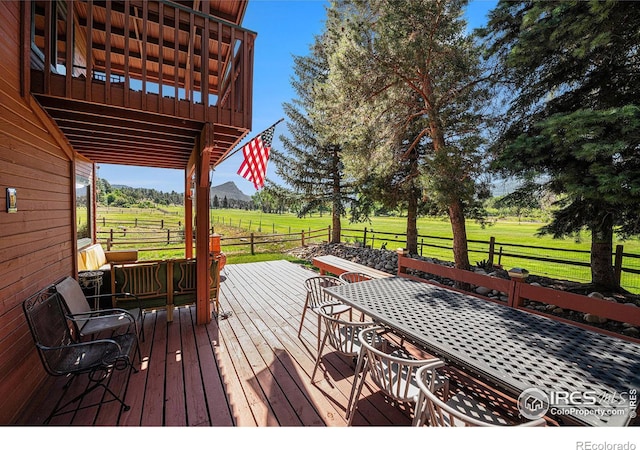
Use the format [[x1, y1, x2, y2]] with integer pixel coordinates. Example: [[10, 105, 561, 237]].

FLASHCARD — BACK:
[[97, 206, 640, 292]]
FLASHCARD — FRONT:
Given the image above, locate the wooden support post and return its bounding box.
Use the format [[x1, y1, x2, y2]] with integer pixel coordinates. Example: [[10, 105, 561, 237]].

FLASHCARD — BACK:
[[488, 236, 496, 266]]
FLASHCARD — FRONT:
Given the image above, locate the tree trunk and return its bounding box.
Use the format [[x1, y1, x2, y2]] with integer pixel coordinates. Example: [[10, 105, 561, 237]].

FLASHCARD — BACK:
[[331, 206, 341, 243], [590, 214, 617, 289], [448, 199, 470, 271], [406, 188, 418, 254]]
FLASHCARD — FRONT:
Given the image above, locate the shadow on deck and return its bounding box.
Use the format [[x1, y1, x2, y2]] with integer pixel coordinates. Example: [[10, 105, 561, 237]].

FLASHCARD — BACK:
[[15, 260, 416, 426]]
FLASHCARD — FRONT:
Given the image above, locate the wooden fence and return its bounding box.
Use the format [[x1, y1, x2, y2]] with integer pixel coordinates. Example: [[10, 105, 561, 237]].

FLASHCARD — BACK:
[[341, 227, 640, 294], [98, 217, 640, 293]]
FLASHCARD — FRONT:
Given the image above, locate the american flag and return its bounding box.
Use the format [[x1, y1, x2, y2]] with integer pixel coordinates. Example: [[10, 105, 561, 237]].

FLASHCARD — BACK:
[[237, 124, 276, 190]]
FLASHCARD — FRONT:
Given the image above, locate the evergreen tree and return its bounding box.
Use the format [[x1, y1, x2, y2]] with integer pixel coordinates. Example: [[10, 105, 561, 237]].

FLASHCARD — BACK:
[[321, 0, 490, 269], [270, 31, 357, 243], [480, 0, 640, 289]]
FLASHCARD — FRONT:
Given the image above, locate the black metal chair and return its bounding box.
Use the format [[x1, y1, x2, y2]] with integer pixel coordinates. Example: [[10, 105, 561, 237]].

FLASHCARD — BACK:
[[22, 286, 138, 424], [55, 276, 145, 346]]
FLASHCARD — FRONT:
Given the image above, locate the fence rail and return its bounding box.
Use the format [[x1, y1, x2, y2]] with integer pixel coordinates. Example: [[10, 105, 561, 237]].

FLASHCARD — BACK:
[[342, 227, 640, 294], [98, 215, 640, 293]]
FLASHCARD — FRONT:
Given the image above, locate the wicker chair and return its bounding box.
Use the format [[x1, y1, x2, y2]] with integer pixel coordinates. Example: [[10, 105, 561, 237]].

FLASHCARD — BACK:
[[413, 360, 547, 427], [22, 287, 138, 423], [298, 276, 351, 350]]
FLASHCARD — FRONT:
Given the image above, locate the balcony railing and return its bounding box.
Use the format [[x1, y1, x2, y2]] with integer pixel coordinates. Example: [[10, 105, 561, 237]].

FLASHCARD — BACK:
[[29, 0, 255, 129]]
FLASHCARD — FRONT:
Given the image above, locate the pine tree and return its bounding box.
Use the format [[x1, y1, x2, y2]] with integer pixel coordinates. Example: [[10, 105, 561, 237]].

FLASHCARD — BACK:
[[481, 0, 640, 289], [321, 0, 490, 269], [270, 32, 357, 243]]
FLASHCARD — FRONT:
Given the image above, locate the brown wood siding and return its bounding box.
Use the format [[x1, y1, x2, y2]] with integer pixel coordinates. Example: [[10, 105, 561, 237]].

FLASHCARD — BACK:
[[0, 1, 75, 425]]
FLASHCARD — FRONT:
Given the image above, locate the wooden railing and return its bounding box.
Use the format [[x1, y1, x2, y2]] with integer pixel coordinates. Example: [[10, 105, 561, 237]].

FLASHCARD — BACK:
[[30, 0, 255, 127]]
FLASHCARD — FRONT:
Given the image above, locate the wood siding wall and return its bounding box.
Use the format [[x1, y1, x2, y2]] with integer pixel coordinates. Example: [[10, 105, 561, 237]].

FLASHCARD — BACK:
[[0, 1, 75, 424]]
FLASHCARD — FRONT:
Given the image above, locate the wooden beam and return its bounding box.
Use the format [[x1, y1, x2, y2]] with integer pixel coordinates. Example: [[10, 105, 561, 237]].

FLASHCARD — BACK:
[[199, 122, 214, 187], [185, 167, 193, 259], [27, 96, 75, 160]]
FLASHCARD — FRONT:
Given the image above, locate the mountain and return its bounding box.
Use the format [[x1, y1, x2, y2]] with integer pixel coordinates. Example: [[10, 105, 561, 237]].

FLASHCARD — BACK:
[[210, 181, 251, 202]]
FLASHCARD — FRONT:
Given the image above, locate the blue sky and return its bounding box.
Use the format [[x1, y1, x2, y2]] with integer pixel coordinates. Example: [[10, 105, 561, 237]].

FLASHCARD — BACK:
[[97, 0, 498, 195]]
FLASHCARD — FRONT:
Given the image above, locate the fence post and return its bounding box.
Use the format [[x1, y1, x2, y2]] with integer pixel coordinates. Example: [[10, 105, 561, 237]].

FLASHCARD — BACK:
[[614, 244, 624, 286], [103, 217, 106, 226], [107, 238, 112, 250], [363, 227, 368, 248], [488, 237, 496, 266], [135, 218, 138, 227], [161, 219, 164, 229], [328, 226, 331, 242], [249, 220, 252, 230], [167, 229, 170, 244], [273, 223, 275, 234], [301, 230, 305, 246], [250, 233, 255, 255], [420, 238, 424, 256]]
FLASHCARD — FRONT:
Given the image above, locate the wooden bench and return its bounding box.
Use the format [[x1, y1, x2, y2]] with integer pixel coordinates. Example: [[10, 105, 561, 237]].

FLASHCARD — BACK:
[[312, 255, 393, 279], [110, 257, 220, 322]]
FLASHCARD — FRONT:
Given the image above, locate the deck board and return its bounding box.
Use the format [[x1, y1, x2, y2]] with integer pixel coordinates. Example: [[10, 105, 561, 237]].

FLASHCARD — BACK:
[[15, 260, 418, 426]]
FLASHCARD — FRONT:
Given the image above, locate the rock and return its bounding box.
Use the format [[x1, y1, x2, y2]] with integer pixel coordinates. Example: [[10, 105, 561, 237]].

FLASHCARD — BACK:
[[530, 282, 542, 287], [584, 313, 608, 324], [552, 307, 564, 314], [623, 327, 640, 338], [588, 292, 605, 299], [475, 286, 491, 296]]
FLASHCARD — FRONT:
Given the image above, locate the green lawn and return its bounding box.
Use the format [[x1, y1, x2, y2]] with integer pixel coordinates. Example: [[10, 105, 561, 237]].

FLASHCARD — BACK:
[[98, 206, 640, 292]]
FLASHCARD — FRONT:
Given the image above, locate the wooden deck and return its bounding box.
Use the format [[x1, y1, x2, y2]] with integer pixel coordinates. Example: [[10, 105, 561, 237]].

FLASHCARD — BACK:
[[15, 260, 421, 426]]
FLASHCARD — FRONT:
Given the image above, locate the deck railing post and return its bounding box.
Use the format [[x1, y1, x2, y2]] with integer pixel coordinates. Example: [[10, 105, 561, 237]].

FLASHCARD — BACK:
[[507, 268, 529, 308]]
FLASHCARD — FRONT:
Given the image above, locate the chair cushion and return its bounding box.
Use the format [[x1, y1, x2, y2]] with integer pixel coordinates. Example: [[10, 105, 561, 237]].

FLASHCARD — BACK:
[[83, 244, 108, 270], [56, 276, 92, 331]]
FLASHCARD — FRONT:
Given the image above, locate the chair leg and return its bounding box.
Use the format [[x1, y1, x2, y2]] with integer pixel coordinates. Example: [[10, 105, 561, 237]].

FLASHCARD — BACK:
[[346, 365, 369, 426], [297, 294, 309, 338], [311, 331, 329, 382]]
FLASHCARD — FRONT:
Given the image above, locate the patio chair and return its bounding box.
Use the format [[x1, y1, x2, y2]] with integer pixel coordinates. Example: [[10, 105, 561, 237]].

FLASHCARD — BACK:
[[413, 360, 547, 427], [346, 326, 446, 425], [311, 304, 377, 383], [338, 271, 373, 320], [55, 276, 144, 351], [298, 276, 352, 350], [22, 287, 138, 423]]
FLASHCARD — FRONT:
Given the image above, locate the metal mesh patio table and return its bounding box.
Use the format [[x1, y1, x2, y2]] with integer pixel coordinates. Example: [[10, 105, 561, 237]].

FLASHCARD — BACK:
[[325, 276, 640, 426]]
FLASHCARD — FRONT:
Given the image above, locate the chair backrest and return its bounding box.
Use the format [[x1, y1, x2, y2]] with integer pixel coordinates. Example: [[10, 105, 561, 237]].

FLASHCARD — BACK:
[[339, 272, 373, 284], [304, 276, 344, 310], [414, 361, 547, 427], [317, 305, 375, 356], [172, 258, 220, 313], [23, 287, 76, 376], [112, 260, 167, 309], [358, 326, 437, 403], [55, 276, 92, 331]]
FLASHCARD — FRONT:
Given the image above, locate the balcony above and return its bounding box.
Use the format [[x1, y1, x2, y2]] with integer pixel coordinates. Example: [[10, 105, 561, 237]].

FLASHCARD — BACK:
[[28, 0, 255, 169]]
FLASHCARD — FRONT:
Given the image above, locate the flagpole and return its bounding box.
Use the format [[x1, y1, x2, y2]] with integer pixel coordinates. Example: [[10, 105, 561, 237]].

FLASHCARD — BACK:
[[218, 118, 284, 165]]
